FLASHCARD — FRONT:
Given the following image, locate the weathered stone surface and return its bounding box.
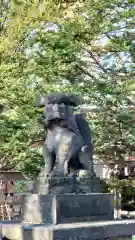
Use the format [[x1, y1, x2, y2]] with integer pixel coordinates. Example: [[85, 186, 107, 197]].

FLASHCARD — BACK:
[[22, 194, 54, 224], [32, 226, 52, 240], [56, 194, 113, 223], [33, 175, 101, 194], [109, 238, 131, 240], [22, 193, 113, 224], [2, 224, 22, 240], [52, 224, 107, 240], [34, 175, 75, 194], [75, 176, 101, 193], [106, 221, 135, 238], [1, 220, 135, 240]]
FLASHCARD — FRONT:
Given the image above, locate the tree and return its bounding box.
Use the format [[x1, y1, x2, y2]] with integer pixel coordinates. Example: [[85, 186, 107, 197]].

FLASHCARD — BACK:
[[1, 0, 135, 178]]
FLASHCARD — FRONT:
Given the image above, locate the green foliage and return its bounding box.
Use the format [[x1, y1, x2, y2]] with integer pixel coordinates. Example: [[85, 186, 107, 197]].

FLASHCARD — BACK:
[[1, 0, 135, 178]]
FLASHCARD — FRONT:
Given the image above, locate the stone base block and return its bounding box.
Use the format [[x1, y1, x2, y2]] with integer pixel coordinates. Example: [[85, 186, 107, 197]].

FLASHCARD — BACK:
[[22, 193, 113, 224], [2, 220, 135, 240], [33, 175, 102, 194]]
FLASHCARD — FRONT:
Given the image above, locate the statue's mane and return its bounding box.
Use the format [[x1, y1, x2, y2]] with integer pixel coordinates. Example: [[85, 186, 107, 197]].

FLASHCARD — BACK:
[[35, 93, 82, 107]]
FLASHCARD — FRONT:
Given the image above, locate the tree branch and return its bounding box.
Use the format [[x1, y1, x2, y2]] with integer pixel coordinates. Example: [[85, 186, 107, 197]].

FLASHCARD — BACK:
[[0, 0, 11, 32], [75, 64, 97, 81], [84, 48, 108, 74]]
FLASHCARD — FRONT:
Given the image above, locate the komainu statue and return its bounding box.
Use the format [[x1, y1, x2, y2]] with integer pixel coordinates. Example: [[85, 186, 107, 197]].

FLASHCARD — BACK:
[[34, 93, 99, 194]]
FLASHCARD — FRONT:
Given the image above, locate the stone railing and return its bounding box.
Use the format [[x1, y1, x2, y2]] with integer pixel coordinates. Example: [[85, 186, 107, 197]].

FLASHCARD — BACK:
[[0, 171, 34, 220]]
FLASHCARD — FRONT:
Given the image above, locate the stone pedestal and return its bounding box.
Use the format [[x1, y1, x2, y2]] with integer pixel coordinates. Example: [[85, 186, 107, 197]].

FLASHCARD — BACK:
[[22, 193, 114, 224], [33, 173, 101, 194], [21, 172, 114, 239]]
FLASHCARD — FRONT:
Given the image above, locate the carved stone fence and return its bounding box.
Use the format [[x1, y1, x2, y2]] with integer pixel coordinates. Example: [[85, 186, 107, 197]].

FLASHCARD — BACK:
[[0, 171, 34, 220]]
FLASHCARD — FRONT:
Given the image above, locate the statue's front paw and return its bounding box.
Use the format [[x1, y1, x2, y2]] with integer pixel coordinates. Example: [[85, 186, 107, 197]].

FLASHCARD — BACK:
[[77, 170, 95, 179]]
